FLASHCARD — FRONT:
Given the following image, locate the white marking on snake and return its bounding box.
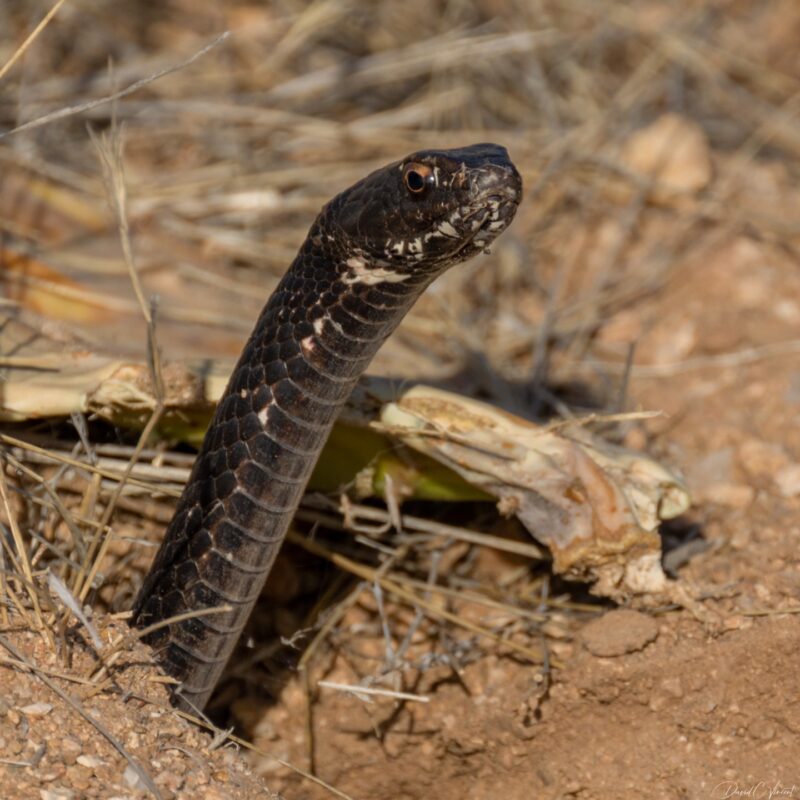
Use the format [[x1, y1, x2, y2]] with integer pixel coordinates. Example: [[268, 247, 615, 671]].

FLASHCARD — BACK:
[[301, 335, 315, 354], [437, 220, 458, 238], [239, 388, 247, 398], [342, 256, 411, 285], [257, 406, 269, 426], [313, 312, 346, 335]]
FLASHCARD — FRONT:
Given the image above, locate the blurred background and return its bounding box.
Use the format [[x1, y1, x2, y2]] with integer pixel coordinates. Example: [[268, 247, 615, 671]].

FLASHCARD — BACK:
[[3, 0, 799, 406]]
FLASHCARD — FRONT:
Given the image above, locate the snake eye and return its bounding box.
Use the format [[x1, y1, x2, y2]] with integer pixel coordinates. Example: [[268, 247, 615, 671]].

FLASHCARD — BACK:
[[403, 163, 433, 194]]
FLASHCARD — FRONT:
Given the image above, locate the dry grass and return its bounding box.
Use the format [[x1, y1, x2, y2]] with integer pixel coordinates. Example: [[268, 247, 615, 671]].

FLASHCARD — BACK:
[[1, 0, 800, 795]]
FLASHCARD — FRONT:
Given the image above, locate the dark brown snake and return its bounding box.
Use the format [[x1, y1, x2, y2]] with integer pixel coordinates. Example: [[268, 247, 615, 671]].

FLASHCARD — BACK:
[[131, 143, 522, 711]]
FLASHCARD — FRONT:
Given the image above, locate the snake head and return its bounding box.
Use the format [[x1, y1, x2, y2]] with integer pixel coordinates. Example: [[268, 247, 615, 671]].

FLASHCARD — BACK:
[[321, 143, 522, 278]]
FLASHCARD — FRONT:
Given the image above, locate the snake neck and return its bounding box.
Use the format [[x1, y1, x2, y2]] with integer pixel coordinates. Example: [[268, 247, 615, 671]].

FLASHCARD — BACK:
[[131, 238, 431, 708], [260, 226, 434, 386]]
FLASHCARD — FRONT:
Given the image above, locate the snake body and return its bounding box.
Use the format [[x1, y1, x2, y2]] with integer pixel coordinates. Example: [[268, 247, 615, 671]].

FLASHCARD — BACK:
[[132, 143, 522, 711]]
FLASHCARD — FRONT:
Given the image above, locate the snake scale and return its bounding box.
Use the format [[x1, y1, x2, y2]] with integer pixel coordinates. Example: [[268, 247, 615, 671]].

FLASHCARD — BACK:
[[131, 143, 522, 711]]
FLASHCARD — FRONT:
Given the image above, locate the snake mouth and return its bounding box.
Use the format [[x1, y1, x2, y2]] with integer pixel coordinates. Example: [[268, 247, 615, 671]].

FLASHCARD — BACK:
[[465, 192, 520, 255], [472, 191, 519, 233], [448, 201, 513, 259]]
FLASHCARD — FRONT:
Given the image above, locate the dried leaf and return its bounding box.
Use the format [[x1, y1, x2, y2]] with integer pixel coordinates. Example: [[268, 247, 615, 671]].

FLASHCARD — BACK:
[[376, 384, 690, 600]]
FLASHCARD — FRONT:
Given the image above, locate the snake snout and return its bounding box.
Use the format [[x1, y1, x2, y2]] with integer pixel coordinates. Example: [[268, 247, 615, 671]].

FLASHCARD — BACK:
[[473, 163, 523, 207]]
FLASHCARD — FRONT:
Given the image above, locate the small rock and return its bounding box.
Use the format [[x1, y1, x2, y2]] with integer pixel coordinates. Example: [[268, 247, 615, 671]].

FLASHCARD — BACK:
[[660, 320, 697, 364], [700, 483, 755, 509], [445, 734, 486, 756], [39, 790, 74, 800], [775, 463, 800, 497], [621, 113, 712, 195], [123, 763, 147, 789], [76, 754, 104, 769], [775, 298, 800, 322], [20, 702, 53, 717], [738, 439, 790, 480], [206, 790, 235, 800], [156, 770, 186, 794], [660, 677, 684, 699], [60, 738, 82, 766], [648, 694, 668, 713], [688, 448, 734, 488], [64, 765, 92, 792], [580, 609, 659, 657], [748, 718, 776, 740], [721, 615, 749, 632]]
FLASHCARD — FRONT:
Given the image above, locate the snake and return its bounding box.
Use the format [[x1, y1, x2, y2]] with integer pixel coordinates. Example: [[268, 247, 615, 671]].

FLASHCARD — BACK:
[[131, 143, 522, 711]]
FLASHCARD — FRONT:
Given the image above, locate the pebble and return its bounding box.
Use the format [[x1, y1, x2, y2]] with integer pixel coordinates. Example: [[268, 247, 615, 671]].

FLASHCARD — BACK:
[[660, 677, 684, 699], [76, 755, 105, 769], [688, 448, 734, 488], [652, 319, 697, 364], [721, 615, 749, 632], [123, 763, 147, 789], [737, 439, 789, 480], [580, 609, 659, 657], [774, 463, 800, 497], [60, 738, 82, 766], [20, 702, 53, 717], [39, 790, 74, 800], [700, 483, 755, 509], [157, 770, 186, 794], [65, 765, 92, 792], [648, 694, 668, 713], [621, 113, 712, 194], [748, 718, 776, 740]]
